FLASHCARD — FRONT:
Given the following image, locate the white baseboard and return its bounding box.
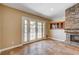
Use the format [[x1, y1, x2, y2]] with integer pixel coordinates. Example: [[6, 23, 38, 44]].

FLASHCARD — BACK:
[[0, 39, 47, 53], [0, 44, 23, 53], [23, 39, 44, 45], [49, 37, 58, 40], [0, 39, 44, 53], [49, 37, 66, 42], [47, 37, 53, 39]]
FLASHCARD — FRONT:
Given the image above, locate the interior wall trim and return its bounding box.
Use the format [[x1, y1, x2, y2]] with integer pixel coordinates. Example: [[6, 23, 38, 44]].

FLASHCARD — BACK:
[[0, 44, 23, 53], [48, 37, 66, 42], [0, 39, 45, 53]]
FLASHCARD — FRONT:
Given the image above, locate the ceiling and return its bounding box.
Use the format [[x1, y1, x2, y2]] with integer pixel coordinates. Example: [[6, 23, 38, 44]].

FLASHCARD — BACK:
[[3, 3, 76, 20]]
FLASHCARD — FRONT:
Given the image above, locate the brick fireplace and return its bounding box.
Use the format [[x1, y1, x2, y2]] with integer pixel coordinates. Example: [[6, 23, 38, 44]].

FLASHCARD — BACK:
[[65, 3, 79, 43]]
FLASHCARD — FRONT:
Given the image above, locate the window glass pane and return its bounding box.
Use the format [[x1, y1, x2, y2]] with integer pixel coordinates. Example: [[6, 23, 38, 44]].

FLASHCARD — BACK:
[[37, 22, 42, 39], [30, 21, 36, 40], [24, 20, 28, 42]]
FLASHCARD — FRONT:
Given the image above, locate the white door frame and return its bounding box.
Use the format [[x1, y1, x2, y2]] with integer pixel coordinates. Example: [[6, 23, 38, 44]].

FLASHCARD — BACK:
[[22, 16, 30, 43], [21, 16, 46, 44]]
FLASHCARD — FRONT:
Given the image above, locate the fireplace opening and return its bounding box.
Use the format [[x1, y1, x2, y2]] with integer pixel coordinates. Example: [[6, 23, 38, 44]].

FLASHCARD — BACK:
[[70, 35, 79, 42]]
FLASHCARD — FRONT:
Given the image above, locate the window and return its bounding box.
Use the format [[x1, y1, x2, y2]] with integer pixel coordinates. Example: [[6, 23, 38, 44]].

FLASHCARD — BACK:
[[37, 22, 42, 39], [24, 20, 28, 42], [30, 21, 36, 40], [22, 17, 46, 43]]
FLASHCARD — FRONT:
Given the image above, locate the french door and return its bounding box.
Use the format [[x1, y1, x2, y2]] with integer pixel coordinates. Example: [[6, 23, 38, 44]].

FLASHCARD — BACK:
[[23, 19, 28, 42], [22, 17, 45, 43], [37, 22, 42, 39], [30, 21, 36, 41]]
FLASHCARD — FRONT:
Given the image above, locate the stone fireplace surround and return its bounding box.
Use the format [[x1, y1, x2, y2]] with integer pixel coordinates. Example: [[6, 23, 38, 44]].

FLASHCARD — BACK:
[[65, 29, 79, 42], [64, 3, 79, 47], [64, 29, 79, 47], [65, 3, 79, 43]]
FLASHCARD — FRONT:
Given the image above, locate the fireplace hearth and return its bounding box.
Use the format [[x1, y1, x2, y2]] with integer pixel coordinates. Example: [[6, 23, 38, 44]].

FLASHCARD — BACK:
[[65, 31, 79, 47], [66, 31, 79, 42]]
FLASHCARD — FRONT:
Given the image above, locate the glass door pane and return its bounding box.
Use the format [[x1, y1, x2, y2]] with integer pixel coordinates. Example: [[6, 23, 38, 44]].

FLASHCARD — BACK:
[[37, 22, 42, 39], [30, 21, 36, 41], [24, 20, 28, 42]]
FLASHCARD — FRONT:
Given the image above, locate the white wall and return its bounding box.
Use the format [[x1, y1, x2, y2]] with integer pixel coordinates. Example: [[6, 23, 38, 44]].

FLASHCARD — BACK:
[[51, 29, 66, 41], [50, 16, 66, 41]]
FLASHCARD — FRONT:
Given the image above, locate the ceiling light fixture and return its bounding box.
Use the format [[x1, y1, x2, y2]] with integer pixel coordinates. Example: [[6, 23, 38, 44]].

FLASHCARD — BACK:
[[50, 8, 54, 11]]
